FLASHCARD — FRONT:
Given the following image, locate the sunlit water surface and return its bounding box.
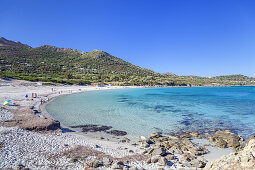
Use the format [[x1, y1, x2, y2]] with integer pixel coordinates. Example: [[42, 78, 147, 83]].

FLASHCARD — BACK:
[[46, 87, 255, 139]]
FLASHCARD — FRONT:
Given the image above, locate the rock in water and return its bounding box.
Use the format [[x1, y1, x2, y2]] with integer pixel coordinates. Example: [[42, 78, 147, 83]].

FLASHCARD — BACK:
[[106, 130, 127, 136]]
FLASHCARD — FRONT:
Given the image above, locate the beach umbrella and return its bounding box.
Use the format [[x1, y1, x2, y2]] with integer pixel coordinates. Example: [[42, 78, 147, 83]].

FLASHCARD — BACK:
[[3, 100, 11, 105]]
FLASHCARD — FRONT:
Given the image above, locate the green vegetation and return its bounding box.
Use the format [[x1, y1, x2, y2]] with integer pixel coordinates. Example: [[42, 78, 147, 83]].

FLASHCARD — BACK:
[[0, 38, 255, 86]]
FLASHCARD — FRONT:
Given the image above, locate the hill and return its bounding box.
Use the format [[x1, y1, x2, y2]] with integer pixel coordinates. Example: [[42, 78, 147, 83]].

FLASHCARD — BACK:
[[0, 37, 31, 48], [0, 37, 254, 86]]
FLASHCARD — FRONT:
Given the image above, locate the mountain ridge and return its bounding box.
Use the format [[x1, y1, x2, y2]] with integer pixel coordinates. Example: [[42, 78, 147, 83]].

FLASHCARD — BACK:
[[0, 37, 254, 86], [0, 37, 31, 48]]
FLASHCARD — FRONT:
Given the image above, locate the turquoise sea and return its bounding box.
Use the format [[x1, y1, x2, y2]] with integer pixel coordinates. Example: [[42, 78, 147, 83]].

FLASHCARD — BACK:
[[46, 87, 255, 139]]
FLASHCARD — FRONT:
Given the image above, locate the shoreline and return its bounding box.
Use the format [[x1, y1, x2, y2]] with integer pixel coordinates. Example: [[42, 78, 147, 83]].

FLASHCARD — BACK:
[[39, 85, 141, 141], [0, 79, 250, 169]]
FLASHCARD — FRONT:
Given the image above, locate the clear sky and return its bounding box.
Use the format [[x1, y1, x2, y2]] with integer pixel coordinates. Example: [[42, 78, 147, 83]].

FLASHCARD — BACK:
[[1, 0, 255, 77]]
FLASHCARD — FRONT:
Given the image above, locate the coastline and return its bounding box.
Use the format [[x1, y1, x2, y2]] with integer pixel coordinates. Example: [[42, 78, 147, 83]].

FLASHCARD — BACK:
[[0, 79, 250, 169]]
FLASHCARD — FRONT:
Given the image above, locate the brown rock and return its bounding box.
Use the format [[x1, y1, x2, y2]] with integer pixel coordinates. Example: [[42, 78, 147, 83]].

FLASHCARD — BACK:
[[152, 147, 167, 156], [87, 160, 101, 168], [215, 138, 227, 148], [111, 161, 124, 169], [190, 132, 199, 138], [191, 159, 206, 168], [103, 157, 113, 166], [165, 154, 175, 160], [180, 153, 196, 162], [150, 132, 162, 138], [151, 155, 160, 163], [205, 139, 255, 170], [158, 157, 168, 166]]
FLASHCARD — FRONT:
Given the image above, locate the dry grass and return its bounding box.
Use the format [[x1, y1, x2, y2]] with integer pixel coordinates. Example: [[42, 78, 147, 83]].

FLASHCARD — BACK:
[[53, 145, 149, 163], [59, 145, 110, 160]]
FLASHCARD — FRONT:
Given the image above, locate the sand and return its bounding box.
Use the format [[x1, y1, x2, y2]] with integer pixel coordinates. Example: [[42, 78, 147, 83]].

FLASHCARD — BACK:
[[0, 78, 234, 169]]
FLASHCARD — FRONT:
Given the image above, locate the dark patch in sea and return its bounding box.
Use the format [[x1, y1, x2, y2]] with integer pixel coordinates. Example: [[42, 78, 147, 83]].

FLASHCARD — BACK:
[[70, 124, 112, 132], [142, 104, 175, 113], [171, 109, 183, 113], [118, 97, 129, 100], [118, 100, 129, 103], [145, 93, 164, 96], [182, 113, 194, 117], [173, 117, 253, 139], [70, 124, 128, 136], [106, 130, 127, 136], [127, 102, 137, 105]]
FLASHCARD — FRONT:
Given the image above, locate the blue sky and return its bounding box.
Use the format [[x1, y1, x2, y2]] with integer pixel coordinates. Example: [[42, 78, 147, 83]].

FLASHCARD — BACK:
[[1, 0, 255, 77]]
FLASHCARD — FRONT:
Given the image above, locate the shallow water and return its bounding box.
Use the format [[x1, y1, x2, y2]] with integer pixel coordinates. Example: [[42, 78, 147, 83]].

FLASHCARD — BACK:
[[46, 87, 255, 138]]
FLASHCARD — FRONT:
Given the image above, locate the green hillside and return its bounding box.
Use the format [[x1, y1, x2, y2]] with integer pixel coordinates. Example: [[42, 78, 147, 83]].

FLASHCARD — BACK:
[[0, 37, 254, 86]]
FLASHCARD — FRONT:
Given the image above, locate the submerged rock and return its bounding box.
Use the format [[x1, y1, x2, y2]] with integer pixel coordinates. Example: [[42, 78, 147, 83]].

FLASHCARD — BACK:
[[70, 124, 127, 136], [106, 130, 127, 136], [70, 124, 112, 132]]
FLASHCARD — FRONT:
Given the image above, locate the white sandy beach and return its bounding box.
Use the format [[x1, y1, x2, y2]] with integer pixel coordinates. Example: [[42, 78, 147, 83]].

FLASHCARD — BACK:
[[0, 79, 235, 169]]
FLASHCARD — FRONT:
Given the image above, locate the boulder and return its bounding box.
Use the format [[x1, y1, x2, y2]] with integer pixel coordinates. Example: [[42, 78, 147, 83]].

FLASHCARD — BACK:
[[158, 157, 169, 166], [215, 138, 227, 148], [146, 139, 154, 144], [146, 158, 151, 164], [103, 157, 113, 166], [165, 154, 175, 160], [168, 146, 183, 154], [87, 160, 101, 168], [190, 132, 199, 138], [152, 147, 167, 156], [111, 161, 124, 169], [191, 159, 206, 168], [150, 132, 162, 138], [180, 153, 196, 162], [205, 139, 255, 170], [151, 155, 160, 163], [139, 136, 147, 142]]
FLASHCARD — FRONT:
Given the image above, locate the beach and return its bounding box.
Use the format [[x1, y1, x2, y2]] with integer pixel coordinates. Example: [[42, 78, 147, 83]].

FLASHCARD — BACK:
[[0, 79, 247, 169]]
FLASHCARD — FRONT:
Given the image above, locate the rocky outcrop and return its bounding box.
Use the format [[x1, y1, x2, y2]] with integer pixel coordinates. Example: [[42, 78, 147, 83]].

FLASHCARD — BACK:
[[0, 106, 60, 132], [208, 130, 243, 149], [205, 139, 255, 170], [139, 132, 209, 169], [22, 119, 60, 131]]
